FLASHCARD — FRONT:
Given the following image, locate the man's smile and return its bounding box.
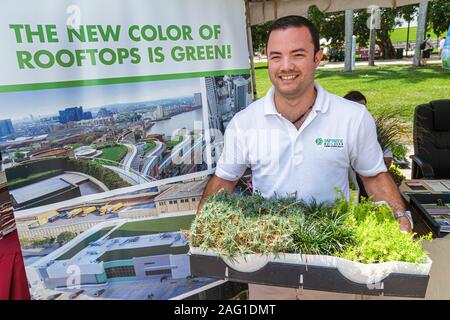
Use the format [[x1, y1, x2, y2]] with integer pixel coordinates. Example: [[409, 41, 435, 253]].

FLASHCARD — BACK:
[[277, 73, 300, 81]]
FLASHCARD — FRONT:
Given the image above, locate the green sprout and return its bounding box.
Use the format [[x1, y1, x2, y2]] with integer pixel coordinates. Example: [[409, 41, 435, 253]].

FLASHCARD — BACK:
[[185, 191, 431, 264]]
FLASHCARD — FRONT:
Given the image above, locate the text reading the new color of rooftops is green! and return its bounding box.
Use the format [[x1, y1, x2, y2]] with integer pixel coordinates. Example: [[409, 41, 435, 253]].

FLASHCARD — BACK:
[[8, 24, 232, 69]]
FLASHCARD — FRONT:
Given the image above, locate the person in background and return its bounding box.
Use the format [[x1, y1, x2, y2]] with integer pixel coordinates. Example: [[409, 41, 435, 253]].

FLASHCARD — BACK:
[[439, 36, 446, 59], [421, 34, 434, 65], [343, 90, 393, 168]]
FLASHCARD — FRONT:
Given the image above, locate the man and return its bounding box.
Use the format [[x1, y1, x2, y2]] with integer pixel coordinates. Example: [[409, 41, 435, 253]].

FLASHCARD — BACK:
[[197, 15, 412, 299]]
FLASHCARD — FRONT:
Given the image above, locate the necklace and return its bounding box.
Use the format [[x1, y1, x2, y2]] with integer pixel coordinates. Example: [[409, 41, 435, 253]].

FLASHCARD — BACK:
[[291, 104, 313, 124]]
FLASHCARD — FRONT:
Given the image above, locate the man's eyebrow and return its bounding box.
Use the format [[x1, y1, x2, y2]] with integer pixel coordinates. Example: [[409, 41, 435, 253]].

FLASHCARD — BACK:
[[291, 48, 307, 53], [268, 50, 282, 56], [268, 48, 307, 56]]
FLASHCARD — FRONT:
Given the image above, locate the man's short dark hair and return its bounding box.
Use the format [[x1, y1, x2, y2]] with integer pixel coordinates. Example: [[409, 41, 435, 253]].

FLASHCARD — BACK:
[[344, 91, 367, 104], [265, 15, 320, 54]]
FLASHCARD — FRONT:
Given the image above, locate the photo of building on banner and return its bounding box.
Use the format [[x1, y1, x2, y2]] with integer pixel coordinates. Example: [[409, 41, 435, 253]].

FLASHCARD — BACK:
[[0, 74, 253, 301], [0, 0, 250, 300], [205, 74, 253, 168]]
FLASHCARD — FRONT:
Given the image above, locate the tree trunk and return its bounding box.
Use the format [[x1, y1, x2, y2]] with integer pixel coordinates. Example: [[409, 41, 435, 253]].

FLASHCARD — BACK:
[[376, 29, 396, 59]]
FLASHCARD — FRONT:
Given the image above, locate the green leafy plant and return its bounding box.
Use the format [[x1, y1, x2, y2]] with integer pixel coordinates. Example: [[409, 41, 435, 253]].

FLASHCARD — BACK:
[[374, 112, 403, 152], [388, 163, 406, 186], [186, 192, 431, 264], [391, 142, 409, 161], [337, 198, 431, 264]]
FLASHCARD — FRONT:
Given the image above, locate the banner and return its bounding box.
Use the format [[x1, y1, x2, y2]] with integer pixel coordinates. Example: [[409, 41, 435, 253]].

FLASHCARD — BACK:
[[0, 0, 252, 300]]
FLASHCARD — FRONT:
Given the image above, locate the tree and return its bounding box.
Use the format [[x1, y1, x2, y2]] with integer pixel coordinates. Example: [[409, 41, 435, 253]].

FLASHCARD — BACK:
[[397, 5, 418, 51], [428, 0, 450, 36], [14, 152, 25, 159], [376, 8, 399, 59], [251, 22, 271, 54], [84, 136, 94, 145], [56, 231, 76, 245], [308, 6, 345, 49]]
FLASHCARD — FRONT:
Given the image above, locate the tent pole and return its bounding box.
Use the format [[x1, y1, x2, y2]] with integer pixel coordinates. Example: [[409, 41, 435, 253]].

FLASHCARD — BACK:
[[245, 0, 258, 100], [344, 9, 354, 72], [413, 0, 429, 67]]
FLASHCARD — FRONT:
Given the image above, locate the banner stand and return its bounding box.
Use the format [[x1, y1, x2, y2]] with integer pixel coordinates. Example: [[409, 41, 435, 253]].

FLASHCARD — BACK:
[[245, 0, 258, 100]]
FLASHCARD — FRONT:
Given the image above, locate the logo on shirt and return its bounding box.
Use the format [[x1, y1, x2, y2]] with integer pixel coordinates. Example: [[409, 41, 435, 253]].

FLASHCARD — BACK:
[[315, 137, 344, 148]]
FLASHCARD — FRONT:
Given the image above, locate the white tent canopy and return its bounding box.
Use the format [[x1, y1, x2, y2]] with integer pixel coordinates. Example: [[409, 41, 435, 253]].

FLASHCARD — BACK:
[[248, 0, 422, 25]]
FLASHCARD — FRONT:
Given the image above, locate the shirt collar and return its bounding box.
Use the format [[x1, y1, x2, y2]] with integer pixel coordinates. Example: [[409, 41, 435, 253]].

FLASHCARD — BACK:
[[264, 82, 330, 116]]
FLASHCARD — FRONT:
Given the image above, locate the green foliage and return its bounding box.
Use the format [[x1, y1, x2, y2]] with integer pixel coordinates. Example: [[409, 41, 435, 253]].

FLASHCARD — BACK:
[[14, 152, 25, 159], [5, 157, 67, 181], [66, 159, 131, 190], [308, 6, 345, 49], [391, 143, 409, 161], [55, 227, 114, 260], [84, 136, 94, 145], [7, 169, 63, 190], [97, 144, 128, 163], [188, 193, 431, 264], [144, 141, 156, 154], [374, 112, 403, 151], [56, 231, 77, 245], [428, 0, 450, 37], [388, 163, 406, 186], [188, 192, 354, 258], [166, 136, 183, 149], [338, 198, 431, 264], [31, 237, 56, 246], [251, 22, 271, 53]]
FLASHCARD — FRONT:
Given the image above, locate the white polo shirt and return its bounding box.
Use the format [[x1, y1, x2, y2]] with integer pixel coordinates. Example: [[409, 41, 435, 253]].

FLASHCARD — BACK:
[[215, 83, 387, 203]]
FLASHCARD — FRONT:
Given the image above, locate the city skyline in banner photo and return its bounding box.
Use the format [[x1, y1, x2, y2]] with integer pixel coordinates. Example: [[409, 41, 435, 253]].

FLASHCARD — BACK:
[[0, 0, 250, 91]]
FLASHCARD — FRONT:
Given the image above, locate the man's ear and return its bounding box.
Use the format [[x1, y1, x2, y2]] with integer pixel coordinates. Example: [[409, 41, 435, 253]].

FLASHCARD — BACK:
[[314, 49, 323, 67]]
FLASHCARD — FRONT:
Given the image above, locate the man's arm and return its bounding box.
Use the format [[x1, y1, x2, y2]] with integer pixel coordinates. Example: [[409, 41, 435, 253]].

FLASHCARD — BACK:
[[360, 172, 412, 232], [196, 175, 240, 214]]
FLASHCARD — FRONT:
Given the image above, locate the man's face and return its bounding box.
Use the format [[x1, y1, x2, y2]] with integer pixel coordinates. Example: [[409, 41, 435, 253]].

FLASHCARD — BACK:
[[267, 26, 322, 99]]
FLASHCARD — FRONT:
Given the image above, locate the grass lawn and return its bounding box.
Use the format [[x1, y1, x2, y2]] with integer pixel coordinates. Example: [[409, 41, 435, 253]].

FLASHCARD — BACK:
[[390, 27, 442, 44], [144, 141, 156, 154], [97, 245, 189, 262], [166, 135, 183, 149], [55, 226, 114, 261], [97, 144, 128, 163], [108, 215, 195, 238], [255, 63, 450, 141]]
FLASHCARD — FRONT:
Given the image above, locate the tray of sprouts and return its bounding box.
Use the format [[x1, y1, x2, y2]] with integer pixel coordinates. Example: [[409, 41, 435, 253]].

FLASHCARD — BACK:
[[184, 192, 432, 298]]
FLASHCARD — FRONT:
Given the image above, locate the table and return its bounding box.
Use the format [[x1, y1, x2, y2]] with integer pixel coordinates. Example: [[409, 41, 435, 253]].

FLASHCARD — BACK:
[[400, 179, 450, 299], [0, 230, 31, 300]]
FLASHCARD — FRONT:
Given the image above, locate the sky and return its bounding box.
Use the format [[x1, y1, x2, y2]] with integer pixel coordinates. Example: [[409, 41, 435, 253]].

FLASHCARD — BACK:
[[0, 78, 202, 120]]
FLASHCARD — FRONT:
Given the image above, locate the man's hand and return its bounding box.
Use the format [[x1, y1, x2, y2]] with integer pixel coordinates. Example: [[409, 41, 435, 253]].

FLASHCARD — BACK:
[[197, 175, 239, 214], [397, 216, 412, 233]]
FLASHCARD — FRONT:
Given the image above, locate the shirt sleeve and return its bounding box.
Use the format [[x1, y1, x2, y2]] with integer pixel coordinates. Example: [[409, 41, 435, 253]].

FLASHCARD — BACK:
[[214, 117, 249, 181], [383, 148, 393, 158], [350, 109, 387, 177]]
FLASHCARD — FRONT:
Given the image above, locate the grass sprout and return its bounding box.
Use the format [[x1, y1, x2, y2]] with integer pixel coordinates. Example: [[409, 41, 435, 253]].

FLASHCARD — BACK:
[[185, 191, 431, 264]]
